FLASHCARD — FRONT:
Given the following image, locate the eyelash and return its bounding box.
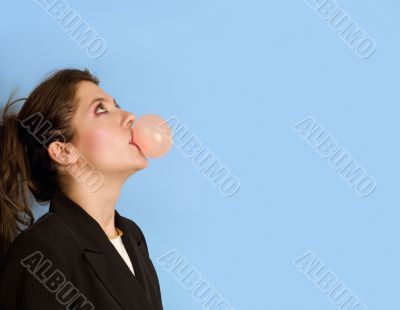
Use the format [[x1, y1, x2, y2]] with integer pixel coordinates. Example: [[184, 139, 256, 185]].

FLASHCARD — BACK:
[[95, 102, 121, 114]]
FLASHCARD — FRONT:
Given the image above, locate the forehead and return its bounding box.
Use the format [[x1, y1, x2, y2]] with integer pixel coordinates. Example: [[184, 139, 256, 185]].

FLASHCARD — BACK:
[[75, 81, 109, 105]]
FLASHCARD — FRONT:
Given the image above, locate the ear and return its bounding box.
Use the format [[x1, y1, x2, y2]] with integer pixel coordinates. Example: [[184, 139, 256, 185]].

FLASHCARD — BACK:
[[48, 141, 79, 166]]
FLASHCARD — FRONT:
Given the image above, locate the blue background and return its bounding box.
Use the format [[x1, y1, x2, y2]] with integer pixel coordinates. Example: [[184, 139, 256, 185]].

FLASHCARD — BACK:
[[1, 1, 398, 309]]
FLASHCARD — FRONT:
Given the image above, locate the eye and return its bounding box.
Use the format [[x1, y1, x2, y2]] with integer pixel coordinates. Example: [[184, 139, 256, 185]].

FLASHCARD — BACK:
[[95, 103, 107, 114], [95, 102, 121, 114]]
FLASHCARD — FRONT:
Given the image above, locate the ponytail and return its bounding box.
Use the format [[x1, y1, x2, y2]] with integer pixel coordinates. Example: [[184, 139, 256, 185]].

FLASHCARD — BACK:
[[0, 93, 34, 257]]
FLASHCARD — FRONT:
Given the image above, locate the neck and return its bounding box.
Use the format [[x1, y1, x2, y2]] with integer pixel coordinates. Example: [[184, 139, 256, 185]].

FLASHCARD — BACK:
[[65, 175, 125, 239]]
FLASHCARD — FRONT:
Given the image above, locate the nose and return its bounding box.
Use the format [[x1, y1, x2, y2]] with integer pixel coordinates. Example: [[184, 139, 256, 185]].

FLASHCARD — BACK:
[[124, 112, 136, 128]]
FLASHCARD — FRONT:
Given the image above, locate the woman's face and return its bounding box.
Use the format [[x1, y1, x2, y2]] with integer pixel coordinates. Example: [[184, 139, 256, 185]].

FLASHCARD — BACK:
[[69, 81, 148, 177]]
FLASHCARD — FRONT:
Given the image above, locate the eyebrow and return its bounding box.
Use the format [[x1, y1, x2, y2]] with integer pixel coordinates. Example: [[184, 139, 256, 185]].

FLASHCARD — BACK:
[[88, 97, 117, 110]]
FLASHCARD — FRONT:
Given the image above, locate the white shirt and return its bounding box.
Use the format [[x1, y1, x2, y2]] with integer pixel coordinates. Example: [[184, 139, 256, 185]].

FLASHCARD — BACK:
[[109, 229, 135, 276]]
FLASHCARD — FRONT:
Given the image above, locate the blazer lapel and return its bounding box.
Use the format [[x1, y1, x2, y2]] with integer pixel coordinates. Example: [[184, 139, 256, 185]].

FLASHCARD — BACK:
[[116, 214, 156, 303], [48, 193, 156, 310]]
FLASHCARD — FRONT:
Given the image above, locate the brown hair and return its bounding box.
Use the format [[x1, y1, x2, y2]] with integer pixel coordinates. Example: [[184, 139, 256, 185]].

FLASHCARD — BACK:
[[0, 68, 99, 257]]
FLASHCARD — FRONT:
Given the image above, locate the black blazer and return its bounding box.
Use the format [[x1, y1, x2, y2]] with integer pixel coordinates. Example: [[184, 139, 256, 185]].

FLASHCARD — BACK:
[[0, 192, 163, 310]]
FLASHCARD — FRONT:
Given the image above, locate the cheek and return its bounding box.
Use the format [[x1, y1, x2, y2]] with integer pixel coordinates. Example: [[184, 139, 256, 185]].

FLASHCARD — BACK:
[[78, 129, 115, 153]]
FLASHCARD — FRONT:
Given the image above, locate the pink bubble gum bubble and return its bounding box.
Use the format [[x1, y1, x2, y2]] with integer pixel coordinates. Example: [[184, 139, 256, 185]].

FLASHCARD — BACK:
[[132, 114, 173, 158]]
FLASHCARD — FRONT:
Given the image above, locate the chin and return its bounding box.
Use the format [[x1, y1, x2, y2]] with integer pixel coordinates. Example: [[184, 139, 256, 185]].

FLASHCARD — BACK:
[[132, 158, 149, 170]]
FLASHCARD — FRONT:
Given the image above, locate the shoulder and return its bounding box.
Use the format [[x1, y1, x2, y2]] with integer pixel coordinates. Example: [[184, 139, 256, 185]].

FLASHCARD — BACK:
[[20, 211, 72, 249], [0, 214, 75, 309], [1, 212, 73, 271]]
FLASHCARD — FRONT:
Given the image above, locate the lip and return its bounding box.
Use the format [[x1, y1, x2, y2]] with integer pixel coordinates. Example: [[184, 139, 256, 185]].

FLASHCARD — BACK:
[[129, 129, 139, 147], [129, 136, 145, 154], [129, 130, 147, 157], [129, 139, 139, 148]]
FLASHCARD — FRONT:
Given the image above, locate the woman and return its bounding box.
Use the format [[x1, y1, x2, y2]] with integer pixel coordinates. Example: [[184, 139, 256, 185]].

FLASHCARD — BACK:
[[0, 68, 164, 309]]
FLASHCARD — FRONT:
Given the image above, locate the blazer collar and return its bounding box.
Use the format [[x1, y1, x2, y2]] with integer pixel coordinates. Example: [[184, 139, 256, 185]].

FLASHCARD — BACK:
[[48, 192, 157, 310]]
